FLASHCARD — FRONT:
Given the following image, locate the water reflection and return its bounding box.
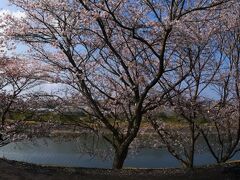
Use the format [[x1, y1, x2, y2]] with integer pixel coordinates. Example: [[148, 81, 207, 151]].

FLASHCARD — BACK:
[[0, 136, 239, 168]]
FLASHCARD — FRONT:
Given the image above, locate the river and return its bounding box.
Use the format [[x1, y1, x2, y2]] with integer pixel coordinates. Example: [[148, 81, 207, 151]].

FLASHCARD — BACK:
[[0, 135, 239, 168]]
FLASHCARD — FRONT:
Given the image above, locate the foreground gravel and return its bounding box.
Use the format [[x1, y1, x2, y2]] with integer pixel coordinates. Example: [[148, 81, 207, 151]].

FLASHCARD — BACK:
[[1, 158, 240, 180]]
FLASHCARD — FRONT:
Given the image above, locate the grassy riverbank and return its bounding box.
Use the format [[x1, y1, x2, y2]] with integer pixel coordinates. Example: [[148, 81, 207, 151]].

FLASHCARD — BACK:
[[1, 158, 240, 180]]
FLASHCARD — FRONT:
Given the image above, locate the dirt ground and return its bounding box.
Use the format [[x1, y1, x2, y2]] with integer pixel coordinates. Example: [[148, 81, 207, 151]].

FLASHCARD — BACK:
[[1, 158, 240, 180]]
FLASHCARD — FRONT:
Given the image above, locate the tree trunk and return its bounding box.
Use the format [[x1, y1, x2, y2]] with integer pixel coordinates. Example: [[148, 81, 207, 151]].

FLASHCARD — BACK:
[[189, 122, 195, 168], [1, 111, 7, 127], [1, 100, 14, 128], [112, 145, 129, 169]]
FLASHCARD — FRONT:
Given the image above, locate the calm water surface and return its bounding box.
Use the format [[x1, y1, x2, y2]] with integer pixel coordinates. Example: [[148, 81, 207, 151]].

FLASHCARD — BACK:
[[0, 136, 239, 168]]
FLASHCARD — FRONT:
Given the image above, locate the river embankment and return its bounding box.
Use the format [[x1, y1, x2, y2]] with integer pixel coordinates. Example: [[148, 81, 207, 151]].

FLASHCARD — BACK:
[[1, 158, 240, 180]]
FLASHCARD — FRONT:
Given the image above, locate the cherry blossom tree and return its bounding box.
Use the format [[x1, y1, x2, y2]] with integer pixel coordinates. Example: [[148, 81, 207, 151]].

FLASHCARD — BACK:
[[6, 0, 230, 169], [150, 31, 224, 167], [0, 57, 49, 145], [199, 17, 240, 163], [0, 58, 42, 125], [150, 0, 239, 168]]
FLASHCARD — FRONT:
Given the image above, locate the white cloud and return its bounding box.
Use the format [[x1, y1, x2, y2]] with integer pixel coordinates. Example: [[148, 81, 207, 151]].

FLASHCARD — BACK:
[[0, 9, 26, 19], [0, 9, 26, 35], [0, 9, 26, 55]]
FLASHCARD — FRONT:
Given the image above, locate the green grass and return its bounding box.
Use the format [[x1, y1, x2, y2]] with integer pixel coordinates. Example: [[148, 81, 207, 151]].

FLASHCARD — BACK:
[[7, 110, 208, 127]]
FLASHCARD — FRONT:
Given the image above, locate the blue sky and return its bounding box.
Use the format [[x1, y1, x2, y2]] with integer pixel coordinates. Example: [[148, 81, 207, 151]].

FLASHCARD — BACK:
[[0, 0, 221, 99], [0, 0, 8, 8], [0, 0, 13, 10], [0, 0, 21, 16], [0, 0, 63, 94], [0, 0, 22, 13]]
